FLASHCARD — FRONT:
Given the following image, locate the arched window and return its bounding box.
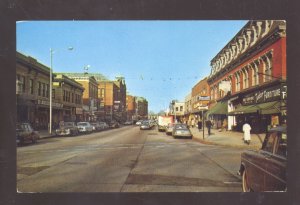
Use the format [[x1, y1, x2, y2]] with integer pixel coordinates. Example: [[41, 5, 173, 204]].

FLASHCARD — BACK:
[[243, 69, 249, 89], [235, 73, 240, 92], [251, 62, 259, 86], [264, 55, 273, 82]]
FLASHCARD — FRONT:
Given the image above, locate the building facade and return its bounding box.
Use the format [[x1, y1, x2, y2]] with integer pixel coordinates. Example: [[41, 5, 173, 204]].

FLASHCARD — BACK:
[[126, 95, 136, 121], [190, 77, 210, 125], [52, 74, 84, 123], [136, 97, 148, 119], [62, 73, 99, 122], [207, 20, 286, 133]]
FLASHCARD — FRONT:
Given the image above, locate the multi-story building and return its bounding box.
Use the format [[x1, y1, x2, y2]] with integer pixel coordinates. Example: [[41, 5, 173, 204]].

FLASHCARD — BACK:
[[170, 101, 185, 123], [184, 93, 192, 123], [207, 20, 286, 133], [52, 74, 84, 123], [98, 76, 127, 122], [136, 97, 148, 119], [190, 77, 210, 124], [16, 52, 84, 130], [126, 95, 136, 121], [62, 73, 99, 121]]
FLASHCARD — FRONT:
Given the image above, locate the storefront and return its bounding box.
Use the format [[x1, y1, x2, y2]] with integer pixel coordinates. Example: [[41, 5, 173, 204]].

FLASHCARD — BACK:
[[228, 82, 287, 133], [206, 101, 228, 129]]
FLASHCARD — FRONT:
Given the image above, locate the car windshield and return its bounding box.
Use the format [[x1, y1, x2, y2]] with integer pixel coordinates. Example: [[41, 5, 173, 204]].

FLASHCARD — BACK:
[[77, 123, 88, 126], [175, 124, 187, 129], [64, 122, 75, 127]]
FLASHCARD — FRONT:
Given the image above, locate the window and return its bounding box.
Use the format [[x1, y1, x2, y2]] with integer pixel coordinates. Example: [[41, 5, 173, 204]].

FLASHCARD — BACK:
[[52, 89, 55, 99], [252, 64, 259, 86], [42, 83, 46, 97], [264, 56, 273, 82], [45, 84, 49, 98], [236, 74, 240, 92], [72, 93, 74, 103], [263, 132, 277, 153], [180, 106, 183, 111], [101, 88, 105, 98], [38, 82, 42, 96], [16, 75, 25, 93], [29, 79, 33, 94], [243, 70, 249, 89], [275, 133, 287, 157]]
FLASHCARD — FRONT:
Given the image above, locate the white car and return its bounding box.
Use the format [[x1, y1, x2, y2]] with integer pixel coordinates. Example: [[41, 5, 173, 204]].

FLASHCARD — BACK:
[[136, 120, 143, 126], [77, 122, 93, 133]]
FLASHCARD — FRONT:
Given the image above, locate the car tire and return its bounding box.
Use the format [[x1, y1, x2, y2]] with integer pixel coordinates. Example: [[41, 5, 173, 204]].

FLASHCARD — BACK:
[[242, 169, 251, 192]]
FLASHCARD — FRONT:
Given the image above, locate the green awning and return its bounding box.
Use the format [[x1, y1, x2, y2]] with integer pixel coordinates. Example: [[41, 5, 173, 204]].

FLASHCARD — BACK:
[[229, 101, 281, 115], [207, 101, 228, 116]]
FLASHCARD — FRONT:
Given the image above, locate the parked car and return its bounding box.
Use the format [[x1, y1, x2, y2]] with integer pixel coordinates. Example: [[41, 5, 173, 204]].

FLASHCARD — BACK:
[[55, 121, 79, 136], [140, 121, 153, 130], [237, 126, 287, 192], [135, 120, 143, 126], [16, 123, 40, 145], [165, 123, 175, 135], [90, 122, 104, 131], [99, 122, 109, 130], [77, 122, 93, 133], [109, 121, 120, 128], [124, 121, 133, 125], [172, 123, 193, 139]]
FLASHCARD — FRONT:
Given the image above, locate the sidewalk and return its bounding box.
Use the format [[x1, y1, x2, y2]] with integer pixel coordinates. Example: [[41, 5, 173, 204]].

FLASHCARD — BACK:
[[190, 127, 264, 150], [37, 130, 56, 139]]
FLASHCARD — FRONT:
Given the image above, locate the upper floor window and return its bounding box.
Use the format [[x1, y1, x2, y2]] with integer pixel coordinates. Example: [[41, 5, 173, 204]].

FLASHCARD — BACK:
[[16, 75, 25, 93], [243, 70, 249, 89], [236, 74, 241, 92], [29, 79, 34, 94], [252, 63, 259, 86], [38, 82, 42, 96], [263, 56, 273, 82]]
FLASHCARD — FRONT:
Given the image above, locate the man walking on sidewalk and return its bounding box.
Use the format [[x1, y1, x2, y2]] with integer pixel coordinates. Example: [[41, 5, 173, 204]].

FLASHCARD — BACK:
[[243, 122, 251, 145], [206, 120, 212, 135]]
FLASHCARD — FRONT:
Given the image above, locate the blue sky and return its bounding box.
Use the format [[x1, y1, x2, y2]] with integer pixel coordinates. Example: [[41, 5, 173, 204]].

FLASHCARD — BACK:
[[17, 20, 247, 113]]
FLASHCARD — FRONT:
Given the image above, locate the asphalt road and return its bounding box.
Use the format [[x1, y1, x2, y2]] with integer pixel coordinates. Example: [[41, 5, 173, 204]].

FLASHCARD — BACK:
[[17, 125, 243, 192]]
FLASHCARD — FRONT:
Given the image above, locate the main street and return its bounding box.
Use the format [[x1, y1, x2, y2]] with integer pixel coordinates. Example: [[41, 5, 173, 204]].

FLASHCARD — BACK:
[[17, 126, 243, 192]]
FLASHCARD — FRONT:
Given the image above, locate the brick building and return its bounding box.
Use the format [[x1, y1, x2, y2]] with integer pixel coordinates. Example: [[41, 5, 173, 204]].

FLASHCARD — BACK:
[[136, 97, 148, 119], [62, 73, 99, 122], [126, 95, 136, 121], [207, 20, 286, 133], [52, 74, 84, 123]]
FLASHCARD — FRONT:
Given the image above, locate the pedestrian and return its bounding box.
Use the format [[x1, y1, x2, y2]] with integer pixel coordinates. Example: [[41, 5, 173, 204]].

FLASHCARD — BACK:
[[191, 118, 195, 128], [243, 122, 252, 145], [222, 119, 228, 131], [197, 120, 202, 131], [206, 120, 212, 135]]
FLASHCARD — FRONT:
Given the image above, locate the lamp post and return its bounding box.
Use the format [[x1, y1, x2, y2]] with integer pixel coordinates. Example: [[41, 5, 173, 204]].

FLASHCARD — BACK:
[[49, 47, 73, 134]]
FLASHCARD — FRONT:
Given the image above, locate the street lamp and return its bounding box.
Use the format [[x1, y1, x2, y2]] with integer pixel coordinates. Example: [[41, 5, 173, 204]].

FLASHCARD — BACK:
[[49, 47, 74, 134]]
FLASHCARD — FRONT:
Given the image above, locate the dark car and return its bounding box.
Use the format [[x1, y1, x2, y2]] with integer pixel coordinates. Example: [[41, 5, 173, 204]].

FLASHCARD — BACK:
[[172, 123, 193, 139], [109, 121, 120, 128], [238, 126, 287, 192], [55, 121, 79, 136], [16, 123, 40, 145]]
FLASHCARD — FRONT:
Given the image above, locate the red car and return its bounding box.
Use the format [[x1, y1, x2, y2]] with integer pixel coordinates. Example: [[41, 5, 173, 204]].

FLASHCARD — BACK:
[[238, 126, 287, 192]]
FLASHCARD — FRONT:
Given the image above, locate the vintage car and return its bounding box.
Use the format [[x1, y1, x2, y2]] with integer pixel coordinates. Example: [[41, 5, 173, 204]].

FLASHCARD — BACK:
[[238, 126, 287, 192], [99, 122, 109, 130], [16, 123, 40, 145], [77, 122, 93, 133], [165, 123, 175, 135], [90, 122, 104, 131], [108, 120, 120, 128], [172, 123, 192, 139], [140, 121, 152, 130], [55, 122, 79, 136]]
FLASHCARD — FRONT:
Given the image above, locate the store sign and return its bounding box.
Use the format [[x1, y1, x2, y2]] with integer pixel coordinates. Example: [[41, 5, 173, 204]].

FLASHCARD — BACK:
[[242, 85, 282, 105], [198, 96, 210, 101], [37, 99, 63, 108]]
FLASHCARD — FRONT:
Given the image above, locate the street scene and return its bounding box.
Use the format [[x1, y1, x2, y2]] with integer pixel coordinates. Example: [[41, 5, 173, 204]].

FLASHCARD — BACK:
[[16, 20, 287, 192]]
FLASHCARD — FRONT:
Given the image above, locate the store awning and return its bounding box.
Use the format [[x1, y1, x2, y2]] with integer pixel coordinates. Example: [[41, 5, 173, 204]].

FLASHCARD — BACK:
[[229, 101, 281, 115], [206, 101, 228, 116]]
